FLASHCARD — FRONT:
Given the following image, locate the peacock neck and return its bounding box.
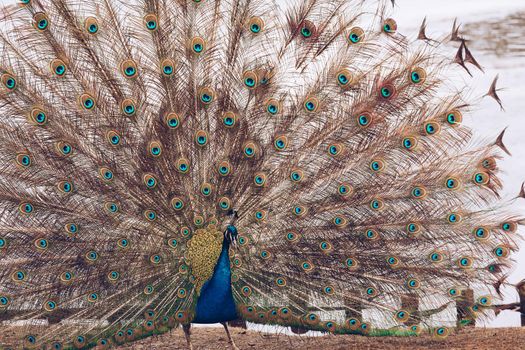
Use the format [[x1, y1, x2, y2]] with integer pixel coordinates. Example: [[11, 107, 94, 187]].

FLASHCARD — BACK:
[[193, 236, 238, 324]]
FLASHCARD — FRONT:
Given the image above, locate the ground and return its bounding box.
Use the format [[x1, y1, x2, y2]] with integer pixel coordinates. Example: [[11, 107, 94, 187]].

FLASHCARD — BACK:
[[120, 327, 525, 350]]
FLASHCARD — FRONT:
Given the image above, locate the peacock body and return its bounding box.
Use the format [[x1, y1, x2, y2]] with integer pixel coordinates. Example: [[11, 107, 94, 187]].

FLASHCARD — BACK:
[[0, 0, 522, 348]]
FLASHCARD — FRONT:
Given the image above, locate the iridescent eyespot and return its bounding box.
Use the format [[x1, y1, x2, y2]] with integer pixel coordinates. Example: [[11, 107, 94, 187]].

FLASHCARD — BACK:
[[328, 143, 343, 156], [333, 216, 347, 228], [118, 238, 130, 249], [320, 241, 332, 252], [447, 288, 462, 298], [12, 270, 26, 281], [285, 231, 301, 243], [248, 17, 264, 34], [409, 67, 426, 84], [290, 169, 304, 183], [200, 183, 212, 196], [218, 197, 231, 211], [323, 286, 335, 295], [171, 197, 184, 210], [493, 245, 510, 258], [20, 0, 31, 4], [144, 14, 158, 31], [121, 99, 136, 116], [181, 227, 191, 237], [108, 271, 120, 282], [144, 285, 154, 295], [274, 135, 288, 151], [379, 84, 395, 99], [0, 237, 6, 249], [167, 238, 178, 249], [80, 93, 96, 110], [19, 202, 34, 214], [365, 229, 379, 241], [243, 141, 258, 158], [87, 292, 99, 302], [447, 212, 462, 224], [222, 111, 237, 128], [402, 136, 417, 151], [347, 27, 364, 44], [424, 121, 441, 135], [177, 288, 187, 298], [406, 222, 421, 236], [501, 221, 517, 233], [104, 201, 119, 214], [336, 69, 353, 88], [50, 59, 67, 77], [120, 59, 138, 78], [199, 87, 215, 105], [386, 256, 400, 267], [370, 159, 385, 172], [299, 20, 316, 39], [445, 110, 462, 126], [85, 250, 99, 262], [243, 70, 258, 89], [150, 254, 162, 264], [303, 97, 319, 113], [365, 287, 378, 297], [161, 58, 175, 76], [265, 99, 281, 115], [60, 271, 74, 282], [406, 278, 420, 289], [29, 107, 48, 125], [473, 226, 490, 240], [106, 130, 121, 146], [55, 141, 73, 156], [144, 209, 157, 221], [0, 295, 10, 308], [16, 153, 32, 168], [217, 160, 232, 176], [260, 250, 271, 259], [346, 318, 360, 330], [65, 223, 78, 235], [99, 167, 114, 182], [57, 180, 73, 194], [357, 112, 372, 127], [254, 173, 267, 187], [34, 238, 48, 250], [1, 73, 16, 91], [382, 18, 397, 34], [457, 257, 473, 269], [195, 130, 209, 146], [370, 198, 384, 210], [338, 183, 353, 197], [346, 257, 359, 270], [25, 335, 37, 346], [33, 12, 50, 31], [190, 37, 206, 54], [240, 285, 252, 297], [147, 141, 162, 157], [176, 158, 190, 173], [275, 277, 287, 287], [478, 296, 492, 306], [473, 172, 489, 185], [410, 186, 428, 199], [395, 310, 410, 322], [165, 112, 181, 129], [429, 251, 443, 263], [445, 177, 460, 190], [434, 327, 449, 339], [85, 17, 99, 34], [293, 205, 307, 217]]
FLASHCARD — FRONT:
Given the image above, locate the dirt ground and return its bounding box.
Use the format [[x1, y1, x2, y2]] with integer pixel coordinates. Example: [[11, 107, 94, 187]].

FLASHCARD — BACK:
[[119, 326, 525, 350]]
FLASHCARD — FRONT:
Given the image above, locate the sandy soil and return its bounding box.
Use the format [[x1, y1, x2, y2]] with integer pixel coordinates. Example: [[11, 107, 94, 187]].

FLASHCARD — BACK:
[[119, 327, 525, 350]]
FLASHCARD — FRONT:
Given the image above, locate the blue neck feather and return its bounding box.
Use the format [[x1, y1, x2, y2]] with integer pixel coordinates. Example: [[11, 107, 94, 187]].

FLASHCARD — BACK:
[[193, 236, 238, 324]]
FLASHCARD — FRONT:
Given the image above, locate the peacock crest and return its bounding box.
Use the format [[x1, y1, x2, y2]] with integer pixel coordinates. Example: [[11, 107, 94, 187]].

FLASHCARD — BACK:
[[0, 0, 522, 349]]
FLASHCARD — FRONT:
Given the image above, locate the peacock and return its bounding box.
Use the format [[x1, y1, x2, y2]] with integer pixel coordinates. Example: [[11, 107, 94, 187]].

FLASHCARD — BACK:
[[0, 0, 522, 349]]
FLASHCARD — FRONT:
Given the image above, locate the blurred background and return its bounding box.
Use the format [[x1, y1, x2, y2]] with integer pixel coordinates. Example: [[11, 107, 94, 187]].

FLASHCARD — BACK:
[[1, 0, 524, 328]]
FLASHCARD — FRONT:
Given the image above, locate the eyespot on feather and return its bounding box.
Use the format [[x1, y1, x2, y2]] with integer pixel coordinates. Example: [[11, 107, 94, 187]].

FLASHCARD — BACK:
[[1, 73, 17, 91], [190, 37, 206, 54], [336, 69, 353, 88], [347, 27, 364, 44], [29, 107, 48, 126], [409, 67, 427, 84], [382, 18, 397, 34], [298, 20, 316, 39], [120, 59, 138, 78], [144, 14, 158, 31], [50, 59, 67, 77], [199, 87, 215, 105], [165, 112, 181, 129], [85, 17, 99, 34], [33, 12, 50, 31], [247, 17, 264, 34], [79, 93, 96, 110]]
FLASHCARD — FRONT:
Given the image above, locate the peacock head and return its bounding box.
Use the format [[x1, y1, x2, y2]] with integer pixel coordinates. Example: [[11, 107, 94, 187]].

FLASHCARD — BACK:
[[224, 225, 238, 246]]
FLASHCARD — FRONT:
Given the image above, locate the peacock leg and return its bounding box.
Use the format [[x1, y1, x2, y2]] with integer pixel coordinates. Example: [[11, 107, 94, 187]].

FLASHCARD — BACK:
[[182, 324, 193, 350], [221, 322, 240, 350]]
